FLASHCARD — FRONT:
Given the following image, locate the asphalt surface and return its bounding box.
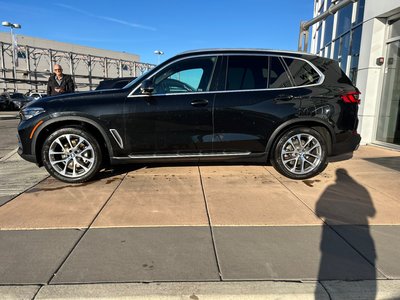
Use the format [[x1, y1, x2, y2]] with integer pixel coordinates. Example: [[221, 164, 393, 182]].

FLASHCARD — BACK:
[[1, 114, 400, 299]]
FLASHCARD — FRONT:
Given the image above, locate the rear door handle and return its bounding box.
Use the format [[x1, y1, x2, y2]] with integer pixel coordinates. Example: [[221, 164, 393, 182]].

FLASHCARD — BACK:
[[275, 95, 294, 101], [190, 99, 209, 107]]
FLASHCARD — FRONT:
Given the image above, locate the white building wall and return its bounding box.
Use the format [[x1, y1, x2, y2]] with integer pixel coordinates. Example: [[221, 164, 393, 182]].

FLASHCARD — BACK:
[[357, 1, 400, 144], [310, 0, 400, 147], [357, 18, 387, 144]]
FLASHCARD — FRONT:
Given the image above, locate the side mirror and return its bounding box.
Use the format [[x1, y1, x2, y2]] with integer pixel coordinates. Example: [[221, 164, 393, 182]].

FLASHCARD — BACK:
[[140, 79, 154, 95]]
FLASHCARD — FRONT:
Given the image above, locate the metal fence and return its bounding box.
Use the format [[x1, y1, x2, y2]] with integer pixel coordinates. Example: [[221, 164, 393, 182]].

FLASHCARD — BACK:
[[0, 41, 155, 93]]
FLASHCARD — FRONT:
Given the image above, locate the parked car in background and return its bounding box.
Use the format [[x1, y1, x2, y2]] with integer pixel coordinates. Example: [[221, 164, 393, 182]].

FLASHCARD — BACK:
[[1, 92, 34, 110], [0, 95, 8, 111], [27, 92, 47, 100], [18, 49, 361, 183], [95, 77, 136, 90]]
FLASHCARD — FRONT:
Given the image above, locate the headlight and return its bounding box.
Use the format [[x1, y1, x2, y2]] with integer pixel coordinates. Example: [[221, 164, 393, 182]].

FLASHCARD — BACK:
[[20, 107, 46, 120]]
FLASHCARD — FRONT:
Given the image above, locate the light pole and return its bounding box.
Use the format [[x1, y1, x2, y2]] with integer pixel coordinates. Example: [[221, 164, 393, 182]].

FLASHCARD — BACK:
[[2, 21, 22, 87], [154, 50, 164, 65]]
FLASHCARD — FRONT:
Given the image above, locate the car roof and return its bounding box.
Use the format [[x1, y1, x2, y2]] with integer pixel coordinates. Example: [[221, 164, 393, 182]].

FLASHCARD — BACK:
[[179, 48, 315, 58]]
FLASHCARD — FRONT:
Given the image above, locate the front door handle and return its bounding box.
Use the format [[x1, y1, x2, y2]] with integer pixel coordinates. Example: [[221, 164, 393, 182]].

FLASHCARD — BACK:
[[275, 95, 294, 101], [190, 99, 209, 107]]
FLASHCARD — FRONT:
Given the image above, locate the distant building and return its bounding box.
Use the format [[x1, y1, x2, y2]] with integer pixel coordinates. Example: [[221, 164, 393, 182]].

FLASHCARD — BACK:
[[0, 32, 153, 93], [310, 0, 400, 149]]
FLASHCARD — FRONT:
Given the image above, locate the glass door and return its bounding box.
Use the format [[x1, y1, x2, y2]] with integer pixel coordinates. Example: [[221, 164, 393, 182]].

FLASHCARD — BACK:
[[376, 25, 400, 145]]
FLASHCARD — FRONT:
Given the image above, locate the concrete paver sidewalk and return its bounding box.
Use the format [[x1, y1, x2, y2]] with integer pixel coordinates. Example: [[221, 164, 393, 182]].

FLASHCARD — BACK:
[[0, 145, 400, 299]]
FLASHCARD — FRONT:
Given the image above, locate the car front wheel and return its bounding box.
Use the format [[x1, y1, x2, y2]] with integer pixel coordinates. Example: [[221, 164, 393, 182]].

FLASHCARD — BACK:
[[271, 127, 328, 179], [42, 127, 102, 183]]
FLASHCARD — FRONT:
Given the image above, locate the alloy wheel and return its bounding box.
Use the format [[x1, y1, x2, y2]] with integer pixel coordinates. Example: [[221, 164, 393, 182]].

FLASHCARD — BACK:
[[280, 133, 322, 175], [48, 133, 96, 178]]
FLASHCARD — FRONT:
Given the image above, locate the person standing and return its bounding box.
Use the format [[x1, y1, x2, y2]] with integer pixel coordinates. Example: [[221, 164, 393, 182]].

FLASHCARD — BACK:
[[47, 64, 75, 96]]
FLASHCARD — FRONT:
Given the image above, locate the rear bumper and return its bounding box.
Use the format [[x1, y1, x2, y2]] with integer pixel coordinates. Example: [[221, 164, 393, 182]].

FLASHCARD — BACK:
[[331, 132, 361, 156]]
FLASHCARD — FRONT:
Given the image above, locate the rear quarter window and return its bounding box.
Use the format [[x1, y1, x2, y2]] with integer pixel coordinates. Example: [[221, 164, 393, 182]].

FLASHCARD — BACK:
[[282, 57, 321, 86]]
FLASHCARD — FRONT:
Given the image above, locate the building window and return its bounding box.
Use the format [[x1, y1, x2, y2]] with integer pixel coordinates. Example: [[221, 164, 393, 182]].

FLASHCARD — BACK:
[[376, 40, 400, 145], [325, 43, 332, 58], [389, 18, 400, 39], [333, 38, 340, 61], [17, 50, 26, 59], [340, 32, 351, 71], [355, 0, 365, 26], [336, 2, 353, 37], [323, 0, 334, 47], [349, 25, 363, 83], [316, 25, 322, 53]]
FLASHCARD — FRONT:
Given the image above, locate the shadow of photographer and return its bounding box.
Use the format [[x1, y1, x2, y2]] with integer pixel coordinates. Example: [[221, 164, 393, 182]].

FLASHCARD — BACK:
[[315, 168, 377, 299]]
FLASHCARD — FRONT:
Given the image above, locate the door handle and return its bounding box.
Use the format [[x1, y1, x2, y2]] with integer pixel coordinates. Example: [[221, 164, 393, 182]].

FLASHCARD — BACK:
[[190, 99, 209, 107], [275, 95, 294, 101]]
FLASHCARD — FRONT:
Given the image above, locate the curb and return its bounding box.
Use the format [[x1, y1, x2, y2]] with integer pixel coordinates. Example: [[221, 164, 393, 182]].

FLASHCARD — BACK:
[[0, 111, 19, 120], [2, 280, 400, 300]]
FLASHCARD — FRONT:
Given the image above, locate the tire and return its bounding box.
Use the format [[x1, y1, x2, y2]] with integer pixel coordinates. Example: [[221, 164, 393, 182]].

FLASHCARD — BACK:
[[41, 127, 102, 183], [271, 127, 328, 179]]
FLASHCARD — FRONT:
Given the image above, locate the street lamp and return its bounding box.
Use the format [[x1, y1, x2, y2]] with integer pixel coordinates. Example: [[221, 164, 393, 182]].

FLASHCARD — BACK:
[[2, 21, 22, 86], [154, 50, 164, 65]]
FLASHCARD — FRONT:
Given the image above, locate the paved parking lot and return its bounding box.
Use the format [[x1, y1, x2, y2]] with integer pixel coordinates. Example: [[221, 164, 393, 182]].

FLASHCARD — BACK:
[[0, 113, 400, 298], [0, 114, 18, 159]]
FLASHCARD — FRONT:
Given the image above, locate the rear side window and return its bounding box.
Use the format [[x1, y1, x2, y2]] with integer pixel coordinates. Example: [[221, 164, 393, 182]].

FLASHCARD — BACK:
[[282, 57, 321, 86], [268, 57, 293, 88], [226, 56, 269, 90]]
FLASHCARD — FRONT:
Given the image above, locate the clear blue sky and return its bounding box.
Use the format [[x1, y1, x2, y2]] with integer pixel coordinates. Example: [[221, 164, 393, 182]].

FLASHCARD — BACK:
[[1, 0, 313, 64]]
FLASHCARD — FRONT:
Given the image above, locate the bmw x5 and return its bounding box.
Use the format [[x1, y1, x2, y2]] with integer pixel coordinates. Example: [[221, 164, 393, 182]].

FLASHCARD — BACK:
[[18, 49, 361, 183]]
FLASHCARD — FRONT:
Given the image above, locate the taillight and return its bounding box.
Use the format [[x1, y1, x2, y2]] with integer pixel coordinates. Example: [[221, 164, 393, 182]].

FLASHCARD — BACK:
[[341, 91, 361, 104]]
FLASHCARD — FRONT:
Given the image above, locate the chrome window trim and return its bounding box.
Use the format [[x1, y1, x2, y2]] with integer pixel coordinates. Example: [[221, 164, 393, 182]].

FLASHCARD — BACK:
[[127, 52, 325, 98]]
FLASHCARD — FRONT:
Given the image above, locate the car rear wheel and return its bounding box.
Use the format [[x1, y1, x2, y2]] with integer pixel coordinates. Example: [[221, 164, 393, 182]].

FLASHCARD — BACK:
[[42, 127, 102, 183], [271, 127, 328, 179]]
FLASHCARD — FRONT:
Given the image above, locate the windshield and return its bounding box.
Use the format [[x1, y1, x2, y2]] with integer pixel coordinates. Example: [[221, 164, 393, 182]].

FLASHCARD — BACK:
[[10, 93, 25, 99], [123, 69, 152, 89]]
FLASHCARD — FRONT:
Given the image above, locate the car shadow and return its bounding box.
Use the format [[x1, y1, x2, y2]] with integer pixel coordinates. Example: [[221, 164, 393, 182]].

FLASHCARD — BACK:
[[95, 164, 147, 180], [94, 160, 270, 181], [314, 168, 377, 299]]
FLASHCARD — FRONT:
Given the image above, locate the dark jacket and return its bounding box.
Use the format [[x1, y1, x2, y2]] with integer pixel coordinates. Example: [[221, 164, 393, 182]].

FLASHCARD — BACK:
[[47, 74, 75, 96]]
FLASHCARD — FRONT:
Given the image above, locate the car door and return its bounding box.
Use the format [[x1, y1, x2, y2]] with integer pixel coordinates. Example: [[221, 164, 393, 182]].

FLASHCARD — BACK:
[[212, 54, 307, 154], [124, 55, 220, 156]]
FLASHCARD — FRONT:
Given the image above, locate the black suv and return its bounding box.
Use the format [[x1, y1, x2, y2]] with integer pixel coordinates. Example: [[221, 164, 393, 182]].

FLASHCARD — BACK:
[[18, 49, 361, 183]]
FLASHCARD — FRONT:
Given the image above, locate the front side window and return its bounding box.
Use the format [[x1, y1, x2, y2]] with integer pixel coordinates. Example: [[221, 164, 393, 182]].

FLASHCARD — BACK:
[[152, 56, 216, 94], [283, 57, 321, 86]]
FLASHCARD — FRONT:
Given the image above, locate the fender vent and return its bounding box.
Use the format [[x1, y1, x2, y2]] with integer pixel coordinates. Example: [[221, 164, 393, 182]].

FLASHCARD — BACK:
[[109, 129, 124, 149]]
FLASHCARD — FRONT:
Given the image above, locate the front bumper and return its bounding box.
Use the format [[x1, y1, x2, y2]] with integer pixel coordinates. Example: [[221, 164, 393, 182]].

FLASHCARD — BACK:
[[17, 131, 38, 164], [17, 147, 38, 164]]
